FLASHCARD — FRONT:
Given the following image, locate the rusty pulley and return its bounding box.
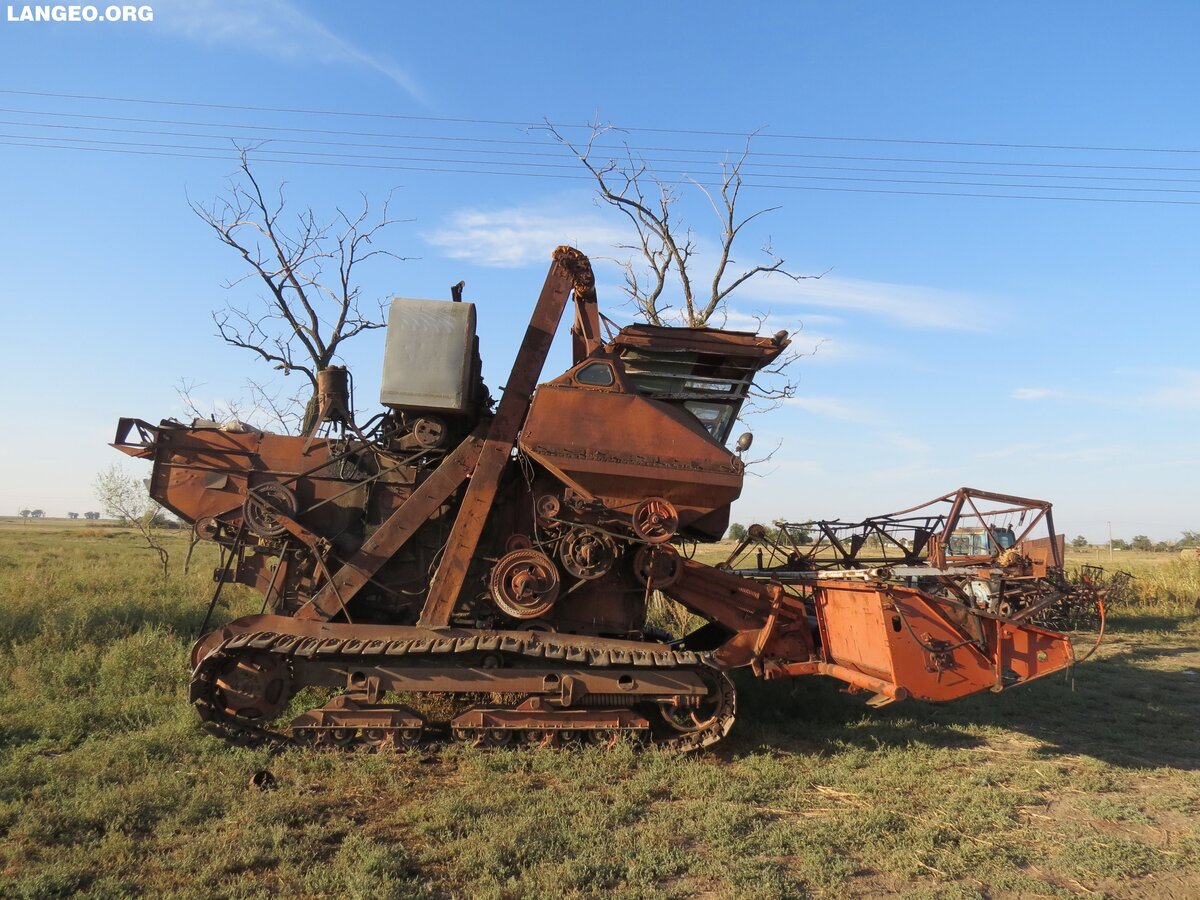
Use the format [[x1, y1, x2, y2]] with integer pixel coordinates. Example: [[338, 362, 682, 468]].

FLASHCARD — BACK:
[[243, 483, 298, 538], [559, 527, 618, 581], [490, 549, 561, 619], [632, 497, 679, 544], [211, 651, 292, 721], [633, 544, 682, 589], [535, 493, 561, 522]]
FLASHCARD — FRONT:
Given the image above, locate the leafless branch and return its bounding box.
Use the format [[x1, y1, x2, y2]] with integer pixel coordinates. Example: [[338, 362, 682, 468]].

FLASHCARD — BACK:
[[543, 122, 819, 331], [175, 376, 305, 435], [742, 438, 784, 475], [94, 464, 171, 577], [190, 150, 412, 432]]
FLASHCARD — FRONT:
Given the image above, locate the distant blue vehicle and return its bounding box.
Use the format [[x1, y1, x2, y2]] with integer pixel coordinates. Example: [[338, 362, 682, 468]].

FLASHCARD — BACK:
[[948, 526, 1017, 557]]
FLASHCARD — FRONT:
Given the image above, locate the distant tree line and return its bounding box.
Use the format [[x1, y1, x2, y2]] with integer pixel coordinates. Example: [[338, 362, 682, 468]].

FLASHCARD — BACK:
[[17, 509, 101, 520], [1073, 531, 1200, 552], [726, 522, 813, 545]]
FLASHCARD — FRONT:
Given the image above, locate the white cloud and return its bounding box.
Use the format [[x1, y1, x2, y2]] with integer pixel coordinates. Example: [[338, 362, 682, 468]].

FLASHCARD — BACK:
[[789, 312, 846, 328], [742, 272, 1000, 332], [1149, 369, 1200, 409], [977, 440, 1131, 466], [784, 395, 876, 424], [1012, 387, 1062, 400], [425, 206, 628, 268], [883, 432, 933, 455], [154, 0, 426, 102], [427, 204, 996, 334]]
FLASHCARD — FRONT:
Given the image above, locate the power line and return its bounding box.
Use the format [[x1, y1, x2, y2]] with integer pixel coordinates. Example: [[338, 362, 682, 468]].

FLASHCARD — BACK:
[[6, 87, 1200, 155], [6, 138, 1200, 205], [9, 130, 1200, 196], [7, 117, 1200, 185], [6, 90, 1200, 205], [8, 105, 1200, 175]]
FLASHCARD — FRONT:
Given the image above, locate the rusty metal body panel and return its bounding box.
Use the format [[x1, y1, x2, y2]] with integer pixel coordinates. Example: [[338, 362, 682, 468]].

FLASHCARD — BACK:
[[113, 246, 1103, 753], [520, 385, 744, 530], [801, 581, 1073, 703]]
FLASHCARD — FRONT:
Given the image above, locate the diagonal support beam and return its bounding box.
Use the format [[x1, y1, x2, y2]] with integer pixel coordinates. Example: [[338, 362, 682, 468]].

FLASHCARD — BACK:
[[419, 249, 589, 626], [296, 435, 484, 621]]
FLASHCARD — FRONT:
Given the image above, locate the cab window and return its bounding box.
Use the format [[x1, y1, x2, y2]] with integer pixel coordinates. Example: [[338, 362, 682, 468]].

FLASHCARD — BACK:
[[619, 348, 753, 443], [574, 361, 615, 387]]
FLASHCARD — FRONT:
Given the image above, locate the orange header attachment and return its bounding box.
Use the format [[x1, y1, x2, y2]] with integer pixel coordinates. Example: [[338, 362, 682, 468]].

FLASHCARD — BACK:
[[766, 580, 1075, 704]]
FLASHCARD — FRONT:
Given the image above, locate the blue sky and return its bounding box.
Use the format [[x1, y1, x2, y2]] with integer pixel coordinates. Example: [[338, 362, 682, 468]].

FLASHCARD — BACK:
[[1, 1, 1197, 542]]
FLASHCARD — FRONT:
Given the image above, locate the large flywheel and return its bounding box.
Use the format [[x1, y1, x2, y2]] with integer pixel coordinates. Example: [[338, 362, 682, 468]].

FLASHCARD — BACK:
[[489, 548, 561, 619], [559, 527, 618, 580]]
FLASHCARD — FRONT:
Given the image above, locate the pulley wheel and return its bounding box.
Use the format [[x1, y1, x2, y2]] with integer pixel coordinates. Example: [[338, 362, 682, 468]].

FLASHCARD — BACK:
[[632, 497, 679, 544], [410, 416, 447, 449], [243, 482, 298, 538], [559, 527, 618, 580], [195, 516, 220, 541], [506, 533, 534, 553], [657, 669, 733, 735], [535, 494, 561, 522], [633, 544, 682, 589], [490, 549, 561, 619]]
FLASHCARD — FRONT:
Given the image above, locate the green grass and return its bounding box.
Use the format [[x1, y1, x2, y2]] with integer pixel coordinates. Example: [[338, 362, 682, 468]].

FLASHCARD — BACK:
[[1, 520, 1198, 898]]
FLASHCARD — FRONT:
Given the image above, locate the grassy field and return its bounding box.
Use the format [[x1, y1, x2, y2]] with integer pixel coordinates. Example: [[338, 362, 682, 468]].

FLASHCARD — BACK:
[[0, 518, 1197, 898]]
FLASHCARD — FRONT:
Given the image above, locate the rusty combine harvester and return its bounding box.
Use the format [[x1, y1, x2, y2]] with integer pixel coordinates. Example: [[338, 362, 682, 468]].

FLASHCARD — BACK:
[[113, 247, 1107, 751]]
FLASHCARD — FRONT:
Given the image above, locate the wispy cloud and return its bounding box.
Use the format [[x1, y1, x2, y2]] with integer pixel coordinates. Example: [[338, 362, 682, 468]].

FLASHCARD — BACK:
[[743, 272, 1000, 332], [1079, 368, 1200, 411], [425, 206, 627, 268], [784, 395, 877, 424], [1148, 369, 1200, 409], [883, 432, 933, 455], [1012, 387, 1063, 400], [155, 0, 426, 102], [977, 439, 1131, 466], [427, 203, 994, 337]]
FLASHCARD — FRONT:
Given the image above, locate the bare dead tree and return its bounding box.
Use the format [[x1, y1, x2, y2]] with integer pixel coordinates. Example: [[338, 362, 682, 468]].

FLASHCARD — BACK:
[[190, 150, 410, 434], [95, 464, 170, 578], [181, 526, 203, 579], [544, 123, 823, 413], [545, 123, 815, 324]]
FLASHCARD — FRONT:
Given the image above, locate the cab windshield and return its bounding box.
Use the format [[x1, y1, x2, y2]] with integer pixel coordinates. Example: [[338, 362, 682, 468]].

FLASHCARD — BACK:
[[618, 347, 753, 444]]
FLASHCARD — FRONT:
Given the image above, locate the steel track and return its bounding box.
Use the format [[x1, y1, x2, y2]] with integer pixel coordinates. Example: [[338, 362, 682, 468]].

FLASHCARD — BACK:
[[190, 626, 737, 752]]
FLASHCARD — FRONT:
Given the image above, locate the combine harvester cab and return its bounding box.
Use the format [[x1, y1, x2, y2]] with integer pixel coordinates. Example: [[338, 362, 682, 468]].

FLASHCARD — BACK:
[[112, 247, 1103, 751]]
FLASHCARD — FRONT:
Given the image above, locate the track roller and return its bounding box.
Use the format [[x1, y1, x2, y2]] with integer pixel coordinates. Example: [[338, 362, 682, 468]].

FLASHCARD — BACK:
[[450, 705, 649, 748], [290, 697, 425, 750]]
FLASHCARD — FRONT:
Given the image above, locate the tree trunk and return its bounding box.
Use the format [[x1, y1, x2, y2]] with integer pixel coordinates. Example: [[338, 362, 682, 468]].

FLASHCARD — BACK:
[[301, 393, 320, 436]]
